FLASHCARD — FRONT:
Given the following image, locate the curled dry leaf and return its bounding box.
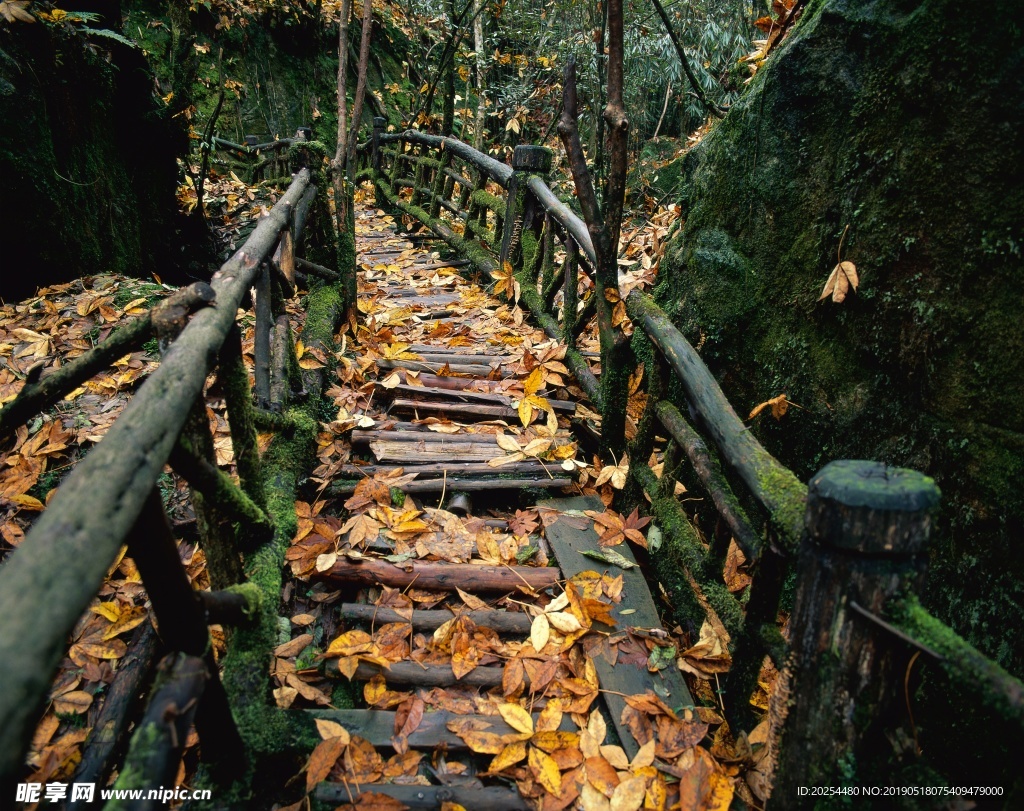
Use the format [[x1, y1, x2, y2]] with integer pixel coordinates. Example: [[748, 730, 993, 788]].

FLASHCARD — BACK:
[[819, 260, 859, 303]]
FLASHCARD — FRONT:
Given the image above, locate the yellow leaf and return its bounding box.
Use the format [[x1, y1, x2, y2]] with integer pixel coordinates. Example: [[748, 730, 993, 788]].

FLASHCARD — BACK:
[[52, 690, 93, 715], [531, 613, 550, 652], [528, 745, 562, 795], [91, 602, 121, 623], [523, 367, 544, 396], [546, 611, 582, 634], [489, 740, 528, 772], [315, 719, 351, 745], [497, 703, 534, 736], [610, 775, 647, 811], [71, 640, 128, 661], [458, 730, 509, 755], [630, 739, 656, 770]]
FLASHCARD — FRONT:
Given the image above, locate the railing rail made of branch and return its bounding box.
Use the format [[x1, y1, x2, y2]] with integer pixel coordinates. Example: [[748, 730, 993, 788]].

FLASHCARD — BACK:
[[356, 119, 1024, 791], [0, 157, 333, 794]]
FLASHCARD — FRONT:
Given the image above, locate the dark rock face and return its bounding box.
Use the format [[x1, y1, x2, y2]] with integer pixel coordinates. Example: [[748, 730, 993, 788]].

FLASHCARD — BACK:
[[658, 0, 1022, 785], [1, 24, 184, 300]]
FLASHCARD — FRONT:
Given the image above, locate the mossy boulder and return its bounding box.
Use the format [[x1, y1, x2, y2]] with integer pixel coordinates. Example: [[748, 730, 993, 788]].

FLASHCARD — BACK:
[[657, 0, 1022, 789]]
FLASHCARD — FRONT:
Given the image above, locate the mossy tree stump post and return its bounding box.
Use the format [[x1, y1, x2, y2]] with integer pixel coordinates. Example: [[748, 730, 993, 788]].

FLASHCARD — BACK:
[[499, 145, 552, 282], [772, 460, 940, 801]]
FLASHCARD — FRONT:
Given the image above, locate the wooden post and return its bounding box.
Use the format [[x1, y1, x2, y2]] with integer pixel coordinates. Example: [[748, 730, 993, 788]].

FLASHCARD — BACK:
[[389, 137, 405, 194], [371, 116, 386, 174], [561, 237, 579, 344], [127, 490, 245, 777], [106, 653, 207, 808], [217, 323, 266, 509], [771, 460, 940, 801], [499, 145, 552, 275], [253, 262, 273, 408], [429, 147, 453, 219]]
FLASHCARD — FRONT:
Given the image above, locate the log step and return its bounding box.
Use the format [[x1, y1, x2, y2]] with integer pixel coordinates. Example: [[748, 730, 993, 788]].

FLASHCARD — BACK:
[[379, 382, 576, 413], [376, 358, 512, 377], [335, 460, 549, 478], [304, 707, 573, 749], [315, 784, 530, 810], [325, 660, 510, 688], [353, 428, 503, 445], [317, 559, 560, 592], [369, 439, 500, 463], [330, 475, 572, 495], [338, 604, 533, 633]]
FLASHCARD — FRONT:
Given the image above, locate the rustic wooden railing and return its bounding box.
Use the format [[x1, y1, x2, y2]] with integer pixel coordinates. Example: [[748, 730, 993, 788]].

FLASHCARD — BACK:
[[356, 119, 1024, 794], [209, 131, 309, 184], [0, 139, 342, 797]]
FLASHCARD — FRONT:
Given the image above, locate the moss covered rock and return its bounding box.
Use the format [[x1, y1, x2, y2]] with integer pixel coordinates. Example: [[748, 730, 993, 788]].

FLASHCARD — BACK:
[[657, 0, 1022, 788]]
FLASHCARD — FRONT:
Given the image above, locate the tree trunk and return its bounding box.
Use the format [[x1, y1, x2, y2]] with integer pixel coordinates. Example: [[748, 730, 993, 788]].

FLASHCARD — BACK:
[[556, 0, 631, 458], [472, 0, 486, 150], [332, 0, 352, 236], [441, 0, 457, 135], [346, 0, 375, 174]]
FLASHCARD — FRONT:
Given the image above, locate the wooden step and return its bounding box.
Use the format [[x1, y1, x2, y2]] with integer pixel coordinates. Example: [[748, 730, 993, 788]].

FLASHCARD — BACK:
[[317, 558, 560, 592], [379, 382, 575, 413], [315, 784, 530, 810], [376, 358, 510, 377], [335, 460, 550, 478], [338, 604, 533, 633], [329, 474, 572, 495], [325, 660, 510, 688], [369, 439, 499, 463], [351, 424, 506, 440], [304, 707, 573, 749]]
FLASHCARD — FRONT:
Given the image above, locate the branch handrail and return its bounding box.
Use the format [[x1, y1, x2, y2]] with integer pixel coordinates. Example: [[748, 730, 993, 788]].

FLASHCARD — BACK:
[[0, 166, 319, 788]]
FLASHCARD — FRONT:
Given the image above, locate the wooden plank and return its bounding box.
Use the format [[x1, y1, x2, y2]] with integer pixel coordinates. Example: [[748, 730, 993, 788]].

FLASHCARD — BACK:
[[335, 460, 549, 478], [353, 428, 502, 444], [539, 495, 695, 759], [369, 439, 499, 463], [305, 707, 573, 749], [324, 660, 511, 687], [389, 399, 527, 422], [316, 783, 530, 810], [376, 358, 511, 377], [319, 559, 560, 592], [381, 383, 576, 413], [338, 604, 534, 633], [330, 474, 572, 495]]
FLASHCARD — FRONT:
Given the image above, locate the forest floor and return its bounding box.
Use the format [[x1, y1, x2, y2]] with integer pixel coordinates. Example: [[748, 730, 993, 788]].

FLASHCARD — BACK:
[[2, 179, 777, 810]]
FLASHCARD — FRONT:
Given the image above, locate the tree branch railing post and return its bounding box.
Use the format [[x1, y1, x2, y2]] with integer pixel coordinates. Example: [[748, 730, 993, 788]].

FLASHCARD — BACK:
[[498, 145, 552, 277], [371, 116, 386, 174], [770, 461, 941, 799]]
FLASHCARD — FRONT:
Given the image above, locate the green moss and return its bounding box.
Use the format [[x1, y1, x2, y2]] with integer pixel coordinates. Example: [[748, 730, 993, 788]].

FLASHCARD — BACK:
[[105, 722, 164, 809], [521, 229, 541, 281], [890, 596, 1024, 725], [470, 189, 505, 215], [753, 461, 808, 554]]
